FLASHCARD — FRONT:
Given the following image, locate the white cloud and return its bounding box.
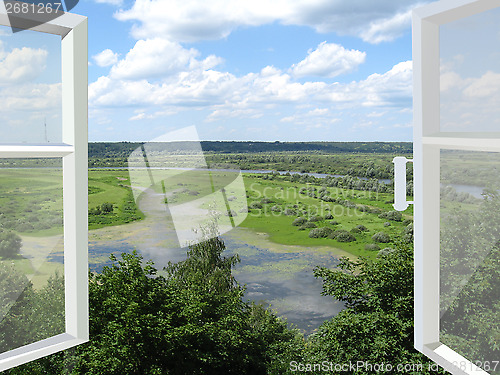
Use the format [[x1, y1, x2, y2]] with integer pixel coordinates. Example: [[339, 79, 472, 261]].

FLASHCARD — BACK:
[[0, 83, 61, 112], [110, 38, 222, 80], [0, 46, 48, 85], [115, 0, 429, 44], [359, 8, 413, 44], [94, 0, 123, 6], [89, 59, 413, 122], [93, 49, 119, 67], [463, 71, 500, 98], [291, 42, 365, 78]]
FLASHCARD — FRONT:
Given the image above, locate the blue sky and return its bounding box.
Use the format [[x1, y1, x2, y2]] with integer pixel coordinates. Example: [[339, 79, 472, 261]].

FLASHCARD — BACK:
[[2, 0, 438, 142]]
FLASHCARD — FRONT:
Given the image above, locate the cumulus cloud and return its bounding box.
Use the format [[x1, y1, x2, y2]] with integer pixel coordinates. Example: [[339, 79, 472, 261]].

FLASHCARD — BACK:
[[89, 57, 412, 126], [291, 42, 366, 78], [94, 0, 123, 6], [115, 0, 429, 44], [359, 8, 413, 44], [463, 71, 500, 98], [93, 49, 119, 67], [110, 38, 222, 80], [0, 83, 61, 112], [0, 46, 48, 85]]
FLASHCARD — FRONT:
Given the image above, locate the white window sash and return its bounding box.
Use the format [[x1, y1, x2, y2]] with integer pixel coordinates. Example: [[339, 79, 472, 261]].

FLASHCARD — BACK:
[[0, 3, 88, 371]]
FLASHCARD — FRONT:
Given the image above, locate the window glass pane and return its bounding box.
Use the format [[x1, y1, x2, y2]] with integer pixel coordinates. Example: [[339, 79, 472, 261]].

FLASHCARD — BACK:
[[0, 25, 62, 143], [440, 149, 500, 373], [440, 7, 500, 132], [0, 158, 64, 353]]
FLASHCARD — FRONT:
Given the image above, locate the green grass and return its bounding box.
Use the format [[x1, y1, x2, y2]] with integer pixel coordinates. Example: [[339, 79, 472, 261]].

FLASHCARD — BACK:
[[239, 175, 411, 258], [87, 170, 144, 229]]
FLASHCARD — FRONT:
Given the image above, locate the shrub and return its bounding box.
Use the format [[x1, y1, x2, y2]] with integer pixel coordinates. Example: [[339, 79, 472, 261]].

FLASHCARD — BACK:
[[292, 217, 308, 226], [283, 209, 296, 216], [101, 202, 114, 213], [225, 210, 237, 217], [16, 222, 34, 232], [329, 221, 340, 226], [260, 198, 274, 204], [365, 244, 380, 251], [384, 222, 391, 227], [378, 211, 402, 222], [249, 202, 263, 210], [336, 232, 356, 242], [324, 213, 334, 220], [270, 205, 281, 212], [355, 225, 368, 232], [372, 232, 391, 243], [301, 222, 317, 229], [377, 248, 395, 257], [328, 230, 349, 239], [309, 227, 333, 238], [404, 223, 414, 235], [0, 230, 22, 258], [350, 227, 361, 234], [308, 215, 323, 222], [402, 219, 413, 226]]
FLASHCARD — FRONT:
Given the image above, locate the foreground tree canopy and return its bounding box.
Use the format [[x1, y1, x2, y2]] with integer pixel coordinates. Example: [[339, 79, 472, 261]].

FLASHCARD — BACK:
[[4, 234, 446, 374]]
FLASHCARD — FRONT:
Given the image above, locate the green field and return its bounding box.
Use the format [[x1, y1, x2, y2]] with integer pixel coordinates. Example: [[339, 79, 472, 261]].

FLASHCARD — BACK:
[[239, 174, 412, 258], [1, 164, 412, 290]]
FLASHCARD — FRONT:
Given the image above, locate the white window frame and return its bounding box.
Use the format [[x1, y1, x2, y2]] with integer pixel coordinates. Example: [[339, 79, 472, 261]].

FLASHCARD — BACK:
[[413, 1, 499, 374], [0, 2, 88, 371]]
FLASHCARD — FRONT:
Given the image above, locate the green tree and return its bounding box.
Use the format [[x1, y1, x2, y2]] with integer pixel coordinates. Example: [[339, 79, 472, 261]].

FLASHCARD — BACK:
[[305, 243, 446, 374], [7, 235, 302, 375], [0, 230, 22, 259]]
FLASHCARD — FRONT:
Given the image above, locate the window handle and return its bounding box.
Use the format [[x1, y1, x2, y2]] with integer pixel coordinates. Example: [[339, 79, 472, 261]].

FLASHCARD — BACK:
[[393, 157, 413, 211]]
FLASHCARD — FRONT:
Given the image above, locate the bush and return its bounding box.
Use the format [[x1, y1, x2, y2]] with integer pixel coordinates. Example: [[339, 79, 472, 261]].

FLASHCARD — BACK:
[[0, 230, 22, 258], [101, 202, 114, 213], [260, 198, 274, 204], [301, 222, 317, 229], [372, 232, 391, 243], [328, 229, 348, 239], [225, 210, 237, 217], [270, 205, 281, 212], [283, 209, 296, 216], [329, 221, 340, 226], [16, 222, 34, 232], [355, 225, 368, 231], [402, 219, 413, 226], [384, 222, 391, 227], [309, 227, 333, 238], [365, 244, 381, 251], [377, 248, 395, 257], [249, 202, 263, 210], [308, 215, 323, 222], [378, 211, 403, 222], [404, 223, 414, 235], [292, 217, 308, 226], [350, 227, 361, 234], [336, 232, 356, 242], [324, 213, 334, 220]]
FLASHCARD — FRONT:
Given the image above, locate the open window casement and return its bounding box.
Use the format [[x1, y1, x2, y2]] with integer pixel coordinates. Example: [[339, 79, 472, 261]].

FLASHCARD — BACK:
[[0, 3, 88, 371], [413, 1, 500, 374]]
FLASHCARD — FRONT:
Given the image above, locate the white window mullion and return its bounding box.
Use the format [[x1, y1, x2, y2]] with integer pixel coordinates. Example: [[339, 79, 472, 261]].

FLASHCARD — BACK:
[[0, 144, 74, 158]]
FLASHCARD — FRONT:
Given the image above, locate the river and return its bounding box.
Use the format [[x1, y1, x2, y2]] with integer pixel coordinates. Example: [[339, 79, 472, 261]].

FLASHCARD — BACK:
[[87, 185, 350, 334]]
